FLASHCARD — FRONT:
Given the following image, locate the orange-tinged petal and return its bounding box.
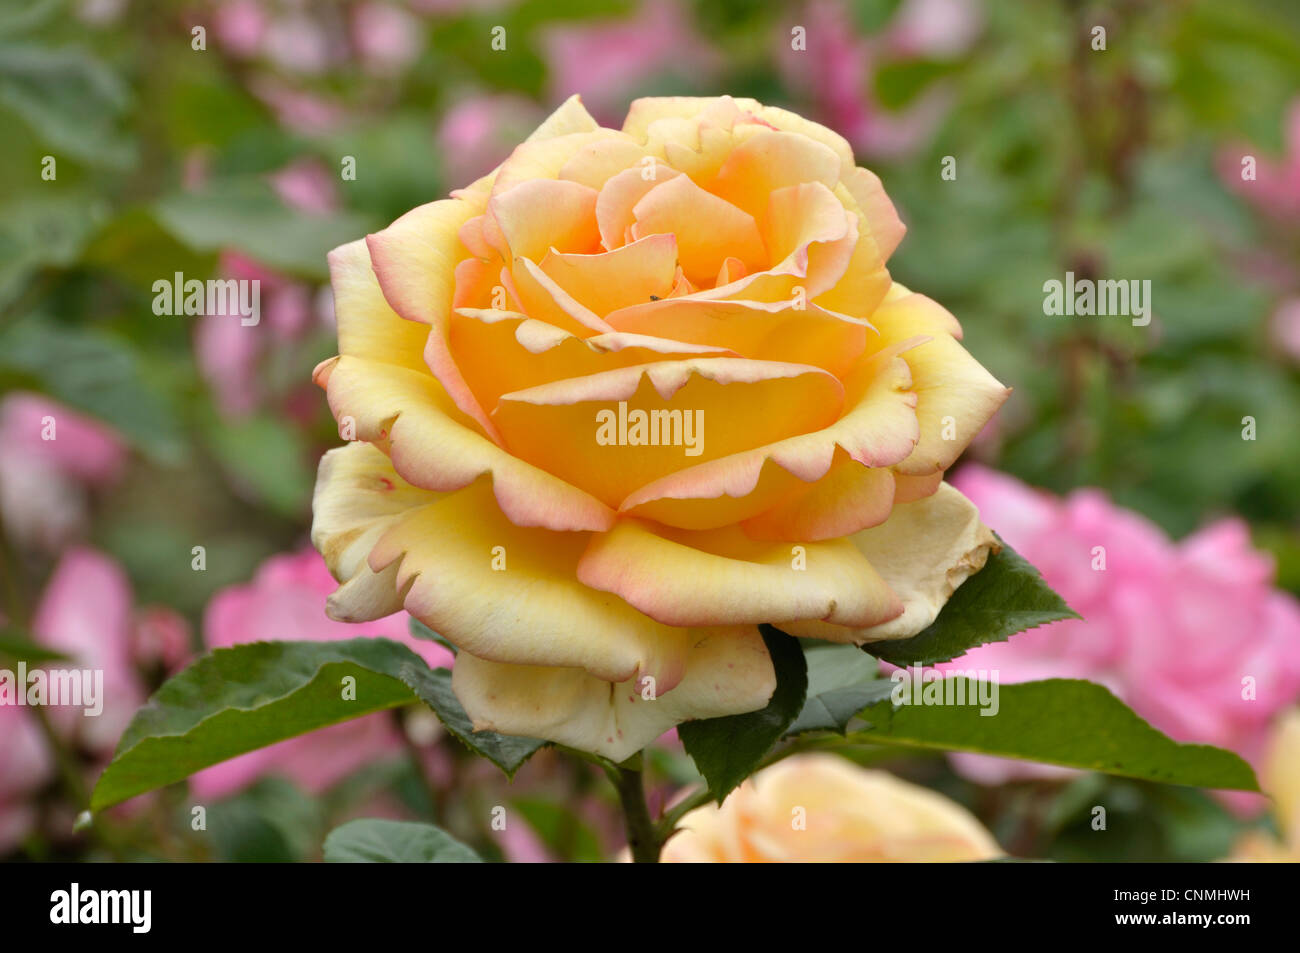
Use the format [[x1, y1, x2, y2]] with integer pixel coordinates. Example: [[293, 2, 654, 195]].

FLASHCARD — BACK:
[[842, 166, 906, 260], [615, 346, 919, 527], [538, 233, 679, 316], [487, 178, 601, 262], [607, 298, 869, 377], [742, 449, 896, 542], [710, 128, 842, 220], [492, 358, 845, 507], [870, 292, 1010, 476], [449, 308, 732, 413], [630, 173, 767, 286], [503, 257, 612, 336], [595, 161, 681, 251], [320, 354, 614, 532]]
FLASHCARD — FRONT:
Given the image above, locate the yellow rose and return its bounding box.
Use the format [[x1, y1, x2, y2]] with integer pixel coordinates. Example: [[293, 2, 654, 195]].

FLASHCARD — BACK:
[[660, 753, 1002, 862], [1227, 709, 1300, 862], [311, 95, 1009, 760]]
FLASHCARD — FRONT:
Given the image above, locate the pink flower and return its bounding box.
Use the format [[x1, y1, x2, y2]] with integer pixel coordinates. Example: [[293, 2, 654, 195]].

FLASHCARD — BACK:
[[1270, 298, 1300, 364], [190, 547, 452, 800], [436, 94, 546, 187], [213, 0, 268, 58], [0, 394, 126, 552], [0, 705, 54, 854], [1219, 98, 1300, 222], [194, 239, 329, 418], [269, 158, 339, 217], [778, 0, 979, 160], [352, 2, 423, 72], [887, 0, 983, 59], [539, 0, 719, 125], [940, 466, 1300, 798], [30, 548, 149, 754]]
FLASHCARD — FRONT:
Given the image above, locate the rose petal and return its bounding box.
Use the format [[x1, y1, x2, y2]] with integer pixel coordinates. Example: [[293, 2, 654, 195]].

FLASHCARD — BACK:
[[319, 355, 614, 532], [577, 519, 902, 629], [492, 358, 845, 507], [369, 476, 688, 688], [451, 624, 775, 762], [783, 482, 998, 643]]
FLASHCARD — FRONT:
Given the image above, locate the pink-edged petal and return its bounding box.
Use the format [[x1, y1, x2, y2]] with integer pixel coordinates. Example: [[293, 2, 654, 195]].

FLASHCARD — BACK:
[[782, 483, 998, 643], [311, 442, 440, 622], [318, 354, 614, 532], [492, 358, 845, 508]]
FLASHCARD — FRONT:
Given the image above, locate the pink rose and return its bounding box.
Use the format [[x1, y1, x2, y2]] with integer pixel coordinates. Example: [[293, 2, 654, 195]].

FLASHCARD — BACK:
[[436, 94, 547, 188], [941, 466, 1300, 796], [190, 547, 452, 800], [539, 0, 719, 124], [0, 394, 126, 551]]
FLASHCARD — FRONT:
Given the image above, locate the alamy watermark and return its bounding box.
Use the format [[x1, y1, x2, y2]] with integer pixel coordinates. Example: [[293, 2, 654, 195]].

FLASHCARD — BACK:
[[595, 401, 703, 456], [0, 663, 103, 716], [890, 665, 1000, 716], [1043, 272, 1151, 326], [152, 272, 260, 326]]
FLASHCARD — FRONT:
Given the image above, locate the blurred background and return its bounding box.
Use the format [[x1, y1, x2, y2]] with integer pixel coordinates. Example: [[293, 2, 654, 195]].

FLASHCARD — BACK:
[[1, 0, 1299, 862]]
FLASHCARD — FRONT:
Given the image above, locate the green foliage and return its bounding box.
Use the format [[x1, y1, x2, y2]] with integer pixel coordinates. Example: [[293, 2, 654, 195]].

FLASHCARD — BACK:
[[398, 663, 546, 778], [679, 626, 808, 802], [91, 638, 426, 811], [864, 541, 1079, 667], [323, 819, 483, 863], [854, 678, 1258, 791]]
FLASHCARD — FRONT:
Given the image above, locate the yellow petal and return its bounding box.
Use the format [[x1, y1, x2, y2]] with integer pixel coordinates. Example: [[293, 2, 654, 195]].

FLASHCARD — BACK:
[[369, 476, 688, 687], [783, 482, 997, 643], [326, 238, 430, 373], [577, 518, 902, 629], [452, 625, 776, 762], [311, 442, 439, 622], [870, 292, 1010, 476], [631, 174, 767, 286], [321, 354, 614, 532]]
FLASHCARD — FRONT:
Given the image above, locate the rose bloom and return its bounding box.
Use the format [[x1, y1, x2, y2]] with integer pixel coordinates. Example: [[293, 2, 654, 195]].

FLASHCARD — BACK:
[[942, 466, 1300, 791], [1229, 709, 1300, 862], [311, 95, 1009, 760], [661, 753, 1002, 862]]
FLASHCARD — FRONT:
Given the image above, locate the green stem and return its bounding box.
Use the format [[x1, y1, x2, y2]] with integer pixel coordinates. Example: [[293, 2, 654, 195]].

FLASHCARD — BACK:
[[607, 762, 662, 863]]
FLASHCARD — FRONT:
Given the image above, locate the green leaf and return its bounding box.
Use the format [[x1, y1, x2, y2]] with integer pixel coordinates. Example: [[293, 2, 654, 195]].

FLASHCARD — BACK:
[[153, 180, 375, 279], [511, 796, 604, 863], [408, 616, 458, 656], [785, 643, 892, 736], [0, 45, 133, 167], [864, 542, 1078, 668], [679, 625, 808, 802], [323, 819, 482, 863], [0, 317, 186, 463], [853, 677, 1259, 791], [0, 629, 68, 663], [91, 638, 427, 812], [206, 414, 314, 517], [397, 663, 545, 778], [0, 194, 108, 308]]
